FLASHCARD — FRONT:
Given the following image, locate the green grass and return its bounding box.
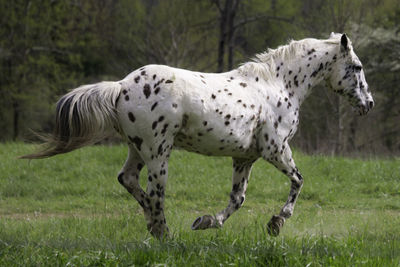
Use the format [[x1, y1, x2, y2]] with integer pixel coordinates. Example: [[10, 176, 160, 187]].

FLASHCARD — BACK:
[[0, 143, 399, 266]]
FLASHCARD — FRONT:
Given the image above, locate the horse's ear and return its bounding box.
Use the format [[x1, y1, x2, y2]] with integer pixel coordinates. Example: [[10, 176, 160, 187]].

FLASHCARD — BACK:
[[340, 33, 349, 52]]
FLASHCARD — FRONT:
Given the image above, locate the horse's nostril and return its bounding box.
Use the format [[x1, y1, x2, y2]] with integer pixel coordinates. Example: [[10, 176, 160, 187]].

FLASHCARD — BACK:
[[368, 100, 374, 109]]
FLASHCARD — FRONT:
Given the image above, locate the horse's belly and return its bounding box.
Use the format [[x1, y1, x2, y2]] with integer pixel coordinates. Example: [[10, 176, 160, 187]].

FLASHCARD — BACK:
[[173, 116, 259, 157], [174, 135, 257, 157]]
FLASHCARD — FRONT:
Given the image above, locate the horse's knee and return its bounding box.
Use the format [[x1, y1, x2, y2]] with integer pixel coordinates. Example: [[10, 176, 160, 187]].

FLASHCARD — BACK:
[[281, 206, 294, 218], [235, 196, 245, 210], [295, 170, 303, 182], [292, 171, 304, 189], [230, 192, 245, 210], [292, 179, 303, 190]]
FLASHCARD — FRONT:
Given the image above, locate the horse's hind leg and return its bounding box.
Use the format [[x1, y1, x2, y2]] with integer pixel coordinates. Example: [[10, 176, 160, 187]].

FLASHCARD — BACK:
[[118, 144, 170, 238], [263, 145, 303, 236], [118, 144, 147, 210], [142, 155, 171, 238], [191, 158, 254, 230]]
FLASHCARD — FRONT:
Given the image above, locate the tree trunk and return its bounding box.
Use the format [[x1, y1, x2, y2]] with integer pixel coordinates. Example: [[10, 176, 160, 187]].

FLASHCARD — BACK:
[[330, 0, 351, 155], [12, 101, 19, 141], [347, 117, 357, 152], [335, 97, 346, 155], [216, 0, 240, 72], [216, 1, 228, 72], [227, 0, 239, 70]]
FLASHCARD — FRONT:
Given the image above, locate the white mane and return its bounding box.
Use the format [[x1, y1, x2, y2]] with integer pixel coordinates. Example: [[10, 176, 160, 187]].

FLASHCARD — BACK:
[[238, 34, 344, 81]]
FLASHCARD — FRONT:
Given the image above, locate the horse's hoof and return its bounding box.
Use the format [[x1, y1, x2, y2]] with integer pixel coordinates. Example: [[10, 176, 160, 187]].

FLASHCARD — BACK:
[[267, 215, 285, 236], [191, 215, 215, 230]]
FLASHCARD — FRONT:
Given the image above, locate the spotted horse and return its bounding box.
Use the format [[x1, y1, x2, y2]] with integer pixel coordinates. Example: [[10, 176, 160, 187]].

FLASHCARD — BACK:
[[22, 33, 374, 238]]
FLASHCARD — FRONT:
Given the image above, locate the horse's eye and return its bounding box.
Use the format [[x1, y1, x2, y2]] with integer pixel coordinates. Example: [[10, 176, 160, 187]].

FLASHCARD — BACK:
[[354, 65, 362, 72]]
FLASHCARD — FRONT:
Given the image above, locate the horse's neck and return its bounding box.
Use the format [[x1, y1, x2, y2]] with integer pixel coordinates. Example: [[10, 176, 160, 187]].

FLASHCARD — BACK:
[[277, 42, 336, 106]]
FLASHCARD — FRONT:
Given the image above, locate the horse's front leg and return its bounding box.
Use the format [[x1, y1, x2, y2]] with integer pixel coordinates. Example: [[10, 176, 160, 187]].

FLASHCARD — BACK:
[[263, 144, 303, 236], [191, 158, 254, 230]]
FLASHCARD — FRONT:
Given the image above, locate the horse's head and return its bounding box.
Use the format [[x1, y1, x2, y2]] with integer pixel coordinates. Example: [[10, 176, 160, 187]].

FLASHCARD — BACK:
[[327, 33, 374, 115]]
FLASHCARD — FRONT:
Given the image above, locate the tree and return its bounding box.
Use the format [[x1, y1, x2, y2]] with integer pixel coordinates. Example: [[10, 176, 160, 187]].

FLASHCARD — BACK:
[[1, 0, 399, 156], [353, 25, 400, 152], [0, 0, 116, 140], [213, 0, 240, 72], [213, 0, 294, 73]]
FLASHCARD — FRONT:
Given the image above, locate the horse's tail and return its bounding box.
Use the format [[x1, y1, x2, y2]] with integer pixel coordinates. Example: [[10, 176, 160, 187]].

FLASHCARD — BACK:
[[21, 81, 122, 159]]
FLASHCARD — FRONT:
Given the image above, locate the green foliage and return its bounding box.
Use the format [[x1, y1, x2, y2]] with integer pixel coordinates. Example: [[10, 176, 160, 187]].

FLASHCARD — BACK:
[[0, 143, 399, 265], [0, 0, 399, 155], [0, 1, 122, 140]]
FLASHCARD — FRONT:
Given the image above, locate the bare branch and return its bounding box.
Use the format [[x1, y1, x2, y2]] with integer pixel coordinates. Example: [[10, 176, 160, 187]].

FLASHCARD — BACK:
[[211, 0, 222, 13], [234, 14, 293, 29], [29, 46, 69, 55]]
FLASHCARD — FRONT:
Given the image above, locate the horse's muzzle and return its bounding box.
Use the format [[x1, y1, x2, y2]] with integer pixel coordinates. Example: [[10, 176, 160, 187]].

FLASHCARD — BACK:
[[358, 100, 374, 115]]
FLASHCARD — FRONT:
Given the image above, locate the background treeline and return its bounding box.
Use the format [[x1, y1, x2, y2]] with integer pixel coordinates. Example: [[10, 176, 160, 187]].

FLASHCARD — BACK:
[[1, 0, 399, 156]]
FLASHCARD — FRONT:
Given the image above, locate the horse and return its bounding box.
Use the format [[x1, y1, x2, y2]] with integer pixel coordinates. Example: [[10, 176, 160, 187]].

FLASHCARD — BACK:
[[21, 33, 374, 238]]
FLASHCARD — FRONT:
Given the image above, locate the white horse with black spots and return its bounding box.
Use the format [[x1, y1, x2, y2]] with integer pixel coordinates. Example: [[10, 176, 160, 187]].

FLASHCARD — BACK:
[[22, 33, 374, 238]]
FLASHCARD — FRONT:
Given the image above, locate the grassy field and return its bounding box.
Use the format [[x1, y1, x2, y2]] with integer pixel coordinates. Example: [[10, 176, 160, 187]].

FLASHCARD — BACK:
[[0, 143, 399, 266]]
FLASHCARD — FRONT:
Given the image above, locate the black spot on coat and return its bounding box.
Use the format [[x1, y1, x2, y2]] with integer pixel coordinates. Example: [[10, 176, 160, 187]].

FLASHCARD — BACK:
[[128, 112, 135, 122], [151, 102, 158, 111], [161, 124, 168, 135], [143, 84, 151, 99], [129, 136, 143, 151]]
